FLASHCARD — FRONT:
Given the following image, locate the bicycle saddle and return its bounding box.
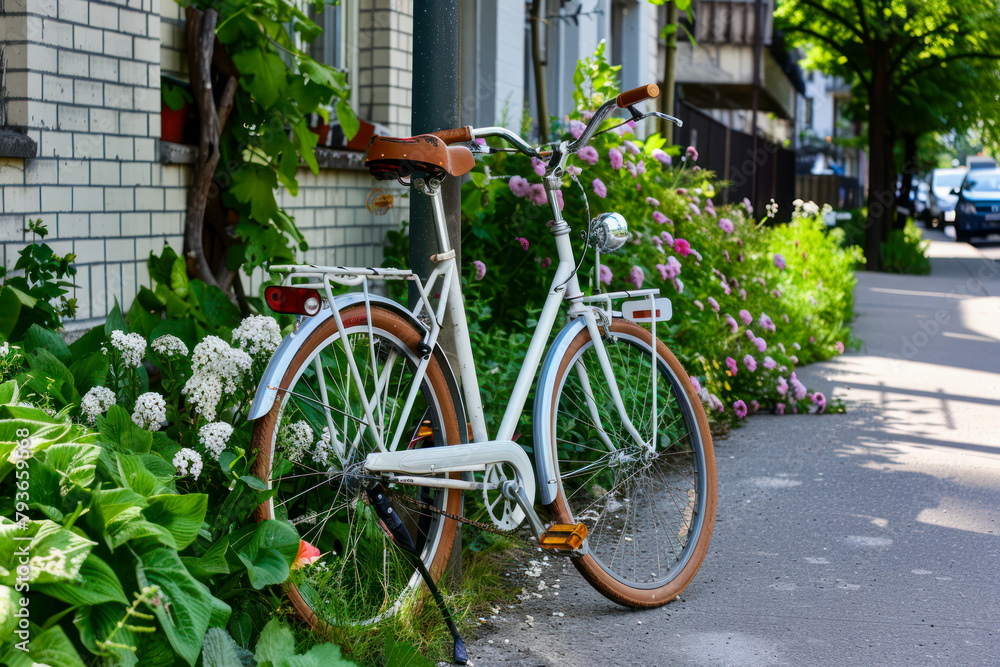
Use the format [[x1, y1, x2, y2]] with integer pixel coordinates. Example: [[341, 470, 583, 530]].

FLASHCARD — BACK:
[[365, 134, 475, 181]]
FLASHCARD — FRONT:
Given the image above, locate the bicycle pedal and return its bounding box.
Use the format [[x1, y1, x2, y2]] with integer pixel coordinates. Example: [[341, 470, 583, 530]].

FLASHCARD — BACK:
[[539, 523, 588, 550]]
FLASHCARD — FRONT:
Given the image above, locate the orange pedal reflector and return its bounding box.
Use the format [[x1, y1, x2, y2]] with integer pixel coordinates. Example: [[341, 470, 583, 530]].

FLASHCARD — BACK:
[[539, 523, 588, 550]]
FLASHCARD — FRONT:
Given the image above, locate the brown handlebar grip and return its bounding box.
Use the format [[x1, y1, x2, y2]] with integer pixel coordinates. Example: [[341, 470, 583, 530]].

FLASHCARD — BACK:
[[431, 126, 474, 144], [616, 84, 660, 108]]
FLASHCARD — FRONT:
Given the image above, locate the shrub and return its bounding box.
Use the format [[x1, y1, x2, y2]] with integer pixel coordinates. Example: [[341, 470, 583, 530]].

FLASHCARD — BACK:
[[880, 219, 931, 274]]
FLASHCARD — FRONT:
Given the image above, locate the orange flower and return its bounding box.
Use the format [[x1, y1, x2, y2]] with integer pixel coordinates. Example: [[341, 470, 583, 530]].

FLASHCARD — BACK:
[[291, 540, 321, 569]]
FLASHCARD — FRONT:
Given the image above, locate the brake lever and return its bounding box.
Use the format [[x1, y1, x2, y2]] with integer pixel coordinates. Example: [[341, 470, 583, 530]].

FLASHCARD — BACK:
[[593, 109, 684, 140]]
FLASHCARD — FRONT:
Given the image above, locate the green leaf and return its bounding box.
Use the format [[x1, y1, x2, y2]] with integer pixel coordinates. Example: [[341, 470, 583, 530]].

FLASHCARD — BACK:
[[136, 547, 220, 667], [95, 487, 149, 523], [183, 535, 231, 580], [141, 493, 208, 551], [6, 624, 86, 667], [68, 351, 110, 396], [0, 518, 95, 586], [35, 552, 129, 606], [73, 602, 138, 667], [253, 618, 296, 664], [170, 255, 190, 298], [0, 380, 20, 405], [104, 300, 129, 336], [202, 628, 246, 667], [240, 475, 268, 491], [41, 440, 101, 491], [0, 287, 22, 340], [335, 97, 360, 141], [232, 48, 288, 108], [238, 547, 288, 590], [68, 325, 107, 358], [383, 630, 435, 666], [230, 166, 279, 225], [188, 281, 242, 332], [97, 405, 153, 454], [22, 323, 72, 366], [237, 519, 299, 589], [116, 453, 168, 497]]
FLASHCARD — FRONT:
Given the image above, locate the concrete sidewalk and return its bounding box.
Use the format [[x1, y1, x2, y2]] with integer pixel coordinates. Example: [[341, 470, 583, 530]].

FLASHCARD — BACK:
[[469, 235, 1000, 665]]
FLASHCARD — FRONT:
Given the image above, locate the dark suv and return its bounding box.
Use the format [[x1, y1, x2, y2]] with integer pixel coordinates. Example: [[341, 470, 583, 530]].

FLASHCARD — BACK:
[[954, 168, 1000, 243]]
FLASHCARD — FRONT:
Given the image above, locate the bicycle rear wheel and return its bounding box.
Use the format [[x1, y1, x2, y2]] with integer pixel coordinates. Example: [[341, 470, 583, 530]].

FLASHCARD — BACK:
[[537, 319, 716, 607], [251, 305, 463, 629]]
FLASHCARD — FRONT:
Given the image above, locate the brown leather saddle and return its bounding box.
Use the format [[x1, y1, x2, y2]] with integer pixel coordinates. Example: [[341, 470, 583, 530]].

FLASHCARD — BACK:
[[365, 134, 475, 181]]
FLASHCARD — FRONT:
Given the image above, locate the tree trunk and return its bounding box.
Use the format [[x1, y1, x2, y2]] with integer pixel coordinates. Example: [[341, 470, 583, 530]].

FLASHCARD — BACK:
[[184, 7, 238, 289], [895, 131, 918, 230], [659, 1, 678, 141], [530, 0, 550, 143], [864, 48, 893, 271]]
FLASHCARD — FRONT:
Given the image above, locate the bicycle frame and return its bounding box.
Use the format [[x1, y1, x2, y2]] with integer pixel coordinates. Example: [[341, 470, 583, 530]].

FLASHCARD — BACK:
[[251, 103, 670, 536]]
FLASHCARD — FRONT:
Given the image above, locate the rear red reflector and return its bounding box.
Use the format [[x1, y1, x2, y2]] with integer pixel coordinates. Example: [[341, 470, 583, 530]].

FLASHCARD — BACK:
[[265, 286, 322, 315]]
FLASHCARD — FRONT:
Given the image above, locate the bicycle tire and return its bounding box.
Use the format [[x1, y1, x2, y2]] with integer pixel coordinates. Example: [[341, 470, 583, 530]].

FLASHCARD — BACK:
[[537, 318, 716, 607], [252, 304, 463, 630]]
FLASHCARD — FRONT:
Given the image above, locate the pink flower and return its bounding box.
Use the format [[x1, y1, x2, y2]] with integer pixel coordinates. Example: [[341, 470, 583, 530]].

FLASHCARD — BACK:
[[656, 256, 682, 280], [739, 309, 752, 326], [750, 400, 760, 413], [693, 299, 704, 310], [758, 313, 776, 333], [609, 148, 624, 170], [773, 253, 787, 270], [810, 336, 816, 344], [672, 277, 684, 293], [776, 376, 788, 396], [646, 196, 660, 207], [531, 157, 546, 177], [772, 288, 783, 299], [509, 176, 530, 197], [724, 314, 739, 333], [738, 288, 747, 301], [628, 266, 644, 288], [709, 393, 724, 412], [707, 297, 720, 312], [569, 119, 586, 139], [527, 183, 548, 206], [783, 313, 789, 323], [743, 354, 757, 372], [810, 392, 827, 414], [653, 211, 669, 225], [660, 231, 674, 246], [689, 375, 702, 394], [473, 260, 486, 280], [775, 403, 785, 415], [689, 203, 701, 216], [540, 257, 551, 269], [733, 400, 748, 419], [763, 356, 777, 370], [591, 177, 607, 198], [725, 357, 738, 376], [676, 188, 688, 195], [515, 237, 529, 251], [292, 540, 322, 569], [636, 160, 646, 175], [723, 250, 731, 263], [599, 264, 612, 285], [685, 145, 699, 161], [746, 329, 756, 342], [790, 354, 799, 365], [835, 341, 845, 354], [754, 337, 767, 353], [624, 140, 640, 155], [720, 279, 732, 295], [743, 197, 753, 213], [674, 238, 691, 256], [651, 148, 671, 165], [566, 164, 582, 176], [578, 146, 599, 165], [790, 372, 808, 400], [718, 218, 734, 233], [651, 236, 663, 248], [625, 161, 638, 178]]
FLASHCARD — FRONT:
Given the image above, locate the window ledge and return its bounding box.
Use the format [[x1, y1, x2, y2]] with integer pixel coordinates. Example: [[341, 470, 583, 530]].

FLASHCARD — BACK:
[[159, 139, 198, 164], [0, 129, 37, 159], [314, 147, 367, 171]]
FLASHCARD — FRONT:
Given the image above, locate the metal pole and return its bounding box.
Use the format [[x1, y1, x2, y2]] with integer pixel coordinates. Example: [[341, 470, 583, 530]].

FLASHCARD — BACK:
[[411, 0, 462, 310], [750, 0, 763, 212]]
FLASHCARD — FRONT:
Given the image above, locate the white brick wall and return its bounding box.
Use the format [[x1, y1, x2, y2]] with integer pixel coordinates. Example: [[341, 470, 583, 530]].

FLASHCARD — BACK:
[[3, 0, 414, 325]]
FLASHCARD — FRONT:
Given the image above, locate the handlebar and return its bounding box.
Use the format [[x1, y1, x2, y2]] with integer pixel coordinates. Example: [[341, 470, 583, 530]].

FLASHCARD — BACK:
[[431, 82, 667, 164]]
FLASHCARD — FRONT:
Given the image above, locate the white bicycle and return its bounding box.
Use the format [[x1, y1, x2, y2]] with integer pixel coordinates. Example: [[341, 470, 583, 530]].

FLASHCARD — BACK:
[[249, 83, 716, 661]]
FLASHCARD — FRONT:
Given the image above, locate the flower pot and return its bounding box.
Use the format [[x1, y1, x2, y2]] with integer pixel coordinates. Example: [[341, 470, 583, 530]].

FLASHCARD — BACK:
[[161, 101, 189, 144]]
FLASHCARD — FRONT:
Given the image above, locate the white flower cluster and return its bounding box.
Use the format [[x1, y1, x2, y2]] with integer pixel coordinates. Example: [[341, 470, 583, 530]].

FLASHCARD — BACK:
[[199, 421, 234, 460], [282, 420, 314, 463], [0, 342, 9, 357], [232, 315, 282, 357], [150, 334, 189, 358], [132, 392, 167, 431], [173, 448, 203, 480], [81, 386, 116, 424], [183, 336, 252, 420], [110, 330, 147, 368], [312, 426, 333, 465]]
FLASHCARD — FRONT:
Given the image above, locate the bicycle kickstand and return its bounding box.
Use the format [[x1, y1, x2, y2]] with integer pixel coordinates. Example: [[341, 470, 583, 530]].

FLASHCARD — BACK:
[[365, 484, 468, 666]]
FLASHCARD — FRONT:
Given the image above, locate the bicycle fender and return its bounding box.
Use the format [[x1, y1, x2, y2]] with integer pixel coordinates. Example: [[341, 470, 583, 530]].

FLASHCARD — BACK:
[[248, 294, 467, 435], [532, 317, 588, 505]]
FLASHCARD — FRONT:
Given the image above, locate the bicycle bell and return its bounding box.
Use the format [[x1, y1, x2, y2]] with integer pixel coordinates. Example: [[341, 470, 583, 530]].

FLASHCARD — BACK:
[[588, 212, 631, 253]]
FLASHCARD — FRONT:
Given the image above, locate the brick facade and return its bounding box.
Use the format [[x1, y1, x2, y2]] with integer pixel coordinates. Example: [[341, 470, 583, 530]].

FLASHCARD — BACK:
[[0, 0, 412, 326]]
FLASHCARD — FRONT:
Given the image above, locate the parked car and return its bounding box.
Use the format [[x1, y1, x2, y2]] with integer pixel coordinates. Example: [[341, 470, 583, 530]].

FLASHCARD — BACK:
[[924, 167, 967, 228], [954, 168, 1000, 243]]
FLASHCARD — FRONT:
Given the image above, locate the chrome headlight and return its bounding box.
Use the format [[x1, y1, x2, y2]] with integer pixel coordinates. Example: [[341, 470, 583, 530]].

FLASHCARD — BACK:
[[589, 212, 631, 253]]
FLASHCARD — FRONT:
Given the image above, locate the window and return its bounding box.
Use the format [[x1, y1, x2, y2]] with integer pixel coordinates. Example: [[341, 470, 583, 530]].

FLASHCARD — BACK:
[[306, 3, 343, 68]]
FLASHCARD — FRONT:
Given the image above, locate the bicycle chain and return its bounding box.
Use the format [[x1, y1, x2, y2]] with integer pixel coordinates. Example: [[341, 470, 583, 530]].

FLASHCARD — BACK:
[[388, 488, 513, 536]]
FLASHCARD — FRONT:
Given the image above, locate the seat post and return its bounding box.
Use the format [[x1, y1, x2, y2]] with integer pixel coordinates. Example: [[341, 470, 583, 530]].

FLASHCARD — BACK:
[[413, 177, 452, 255]]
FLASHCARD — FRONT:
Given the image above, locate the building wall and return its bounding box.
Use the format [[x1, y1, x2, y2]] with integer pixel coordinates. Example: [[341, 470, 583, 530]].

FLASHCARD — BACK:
[[1, 0, 413, 327]]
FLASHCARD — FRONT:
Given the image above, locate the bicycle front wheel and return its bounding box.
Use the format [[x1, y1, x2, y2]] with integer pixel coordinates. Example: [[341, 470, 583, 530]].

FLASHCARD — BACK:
[[537, 318, 716, 607], [252, 304, 463, 630]]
